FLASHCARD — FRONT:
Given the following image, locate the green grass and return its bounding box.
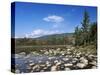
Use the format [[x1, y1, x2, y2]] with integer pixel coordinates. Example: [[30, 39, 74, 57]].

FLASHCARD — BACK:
[[15, 45, 68, 54], [15, 45, 97, 56]]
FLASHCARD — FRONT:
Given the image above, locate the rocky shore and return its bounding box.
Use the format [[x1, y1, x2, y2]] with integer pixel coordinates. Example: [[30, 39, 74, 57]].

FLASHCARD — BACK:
[[12, 46, 97, 73]]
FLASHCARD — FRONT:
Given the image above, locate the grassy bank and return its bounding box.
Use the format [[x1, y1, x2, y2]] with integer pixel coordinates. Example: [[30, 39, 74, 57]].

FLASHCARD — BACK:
[[15, 45, 97, 56]]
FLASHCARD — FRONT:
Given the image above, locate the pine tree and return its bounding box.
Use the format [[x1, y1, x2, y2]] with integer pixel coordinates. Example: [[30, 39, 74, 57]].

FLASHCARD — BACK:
[[74, 26, 80, 46], [81, 10, 90, 45], [90, 22, 97, 45]]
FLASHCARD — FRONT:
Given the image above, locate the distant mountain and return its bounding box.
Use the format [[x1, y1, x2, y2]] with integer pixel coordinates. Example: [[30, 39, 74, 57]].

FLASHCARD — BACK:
[[15, 33, 74, 40], [15, 33, 74, 46], [35, 33, 74, 40]]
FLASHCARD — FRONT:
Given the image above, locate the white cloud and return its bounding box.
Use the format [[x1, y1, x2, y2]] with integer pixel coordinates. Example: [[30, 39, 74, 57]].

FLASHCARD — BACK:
[[43, 15, 64, 23], [25, 29, 63, 38], [15, 36, 19, 38]]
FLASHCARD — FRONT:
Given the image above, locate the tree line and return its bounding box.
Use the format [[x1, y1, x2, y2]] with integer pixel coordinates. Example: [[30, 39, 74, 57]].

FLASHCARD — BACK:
[[74, 10, 97, 46], [15, 36, 74, 46]]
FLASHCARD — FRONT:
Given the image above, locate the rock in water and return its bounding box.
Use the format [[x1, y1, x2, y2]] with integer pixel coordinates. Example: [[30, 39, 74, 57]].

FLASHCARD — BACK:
[[88, 55, 96, 60], [54, 60, 59, 63], [89, 61, 97, 66], [65, 68, 71, 71], [67, 48, 71, 51], [19, 52, 26, 55], [62, 58, 69, 61], [44, 51, 49, 55], [76, 63, 86, 68], [32, 65, 40, 70], [92, 66, 97, 69], [29, 63, 35, 66], [57, 48, 60, 51], [64, 63, 73, 67], [51, 65, 57, 71], [80, 57, 88, 65], [56, 62, 61, 66], [15, 69, 20, 73], [46, 61, 51, 67]]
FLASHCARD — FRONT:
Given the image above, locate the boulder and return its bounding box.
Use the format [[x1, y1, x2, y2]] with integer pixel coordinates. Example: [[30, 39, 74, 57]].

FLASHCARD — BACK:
[[56, 62, 61, 66], [80, 57, 88, 65], [65, 68, 71, 70], [67, 48, 71, 51], [89, 61, 97, 66], [51, 65, 57, 71], [32, 65, 40, 70], [92, 66, 97, 69], [62, 58, 69, 61], [19, 52, 26, 55], [29, 63, 35, 66], [46, 61, 51, 67], [64, 63, 73, 67], [76, 63, 86, 68], [54, 60, 59, 63], [57, 48, 61, 51]]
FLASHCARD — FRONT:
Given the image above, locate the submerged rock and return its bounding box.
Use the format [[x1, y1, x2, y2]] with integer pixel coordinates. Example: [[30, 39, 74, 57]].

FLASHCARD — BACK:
[[19, 52, 26, 55], [65, 68, 71, 70], [15, 69, 20, 73], [91, 66, 97, 69], [29, 63, 35, 66], [62, 58, 69, 61], [46, 61, 51, 67]]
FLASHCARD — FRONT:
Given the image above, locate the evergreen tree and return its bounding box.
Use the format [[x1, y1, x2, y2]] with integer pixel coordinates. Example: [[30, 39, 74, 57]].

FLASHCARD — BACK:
[[74, 26, 80, 46], [81, 10, 90, 45], [89, 22, 97, 45]]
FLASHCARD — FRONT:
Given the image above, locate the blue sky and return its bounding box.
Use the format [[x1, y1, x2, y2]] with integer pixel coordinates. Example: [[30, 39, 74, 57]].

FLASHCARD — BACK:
[[14, 2, 97, 38]]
